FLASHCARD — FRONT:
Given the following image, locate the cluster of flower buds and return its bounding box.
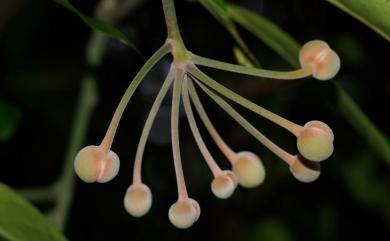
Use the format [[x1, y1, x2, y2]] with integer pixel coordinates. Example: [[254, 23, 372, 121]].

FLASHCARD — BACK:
[[74, 34, 339, 228]]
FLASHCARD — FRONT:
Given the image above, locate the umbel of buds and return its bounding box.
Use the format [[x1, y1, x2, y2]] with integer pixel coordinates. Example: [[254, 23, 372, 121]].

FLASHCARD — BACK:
[[73, 0, 339, 229]]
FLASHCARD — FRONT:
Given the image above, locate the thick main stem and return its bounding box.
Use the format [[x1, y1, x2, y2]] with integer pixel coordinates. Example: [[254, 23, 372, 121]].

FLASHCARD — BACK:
[[162, 0, 183, 42]]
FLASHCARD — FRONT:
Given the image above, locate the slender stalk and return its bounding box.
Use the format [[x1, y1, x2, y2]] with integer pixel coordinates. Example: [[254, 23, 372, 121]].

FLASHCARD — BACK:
[[187, 79, 237, 163], [194, 79, 295, 165], [99, 44, 170, 153], [187, 64, 303, 136], [132, 68, 175, 184], [192, 54, 312, 80], [182, 76, 223, 177], [171, 69, 189, 200]]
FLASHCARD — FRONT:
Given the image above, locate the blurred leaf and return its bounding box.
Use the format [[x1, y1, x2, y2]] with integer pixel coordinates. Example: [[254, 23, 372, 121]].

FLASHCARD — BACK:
[[340, 152, 390, 219], [200, 0, 261, 66], [334, 34, 364, 66], [227, 4, 300, 67], [0, 101, 21, 142], [209, 0, 226, 10], [0, 183, 67, 241], [326, 0, 390, 41], [0, 0, 23, 30], [53, 0, 142, 57], [200, 0, 228, 23], [315, 203, 338, 241], [233, 47, 254, 67], [334, 83, 390, 163], [250, 218, 293, 241]]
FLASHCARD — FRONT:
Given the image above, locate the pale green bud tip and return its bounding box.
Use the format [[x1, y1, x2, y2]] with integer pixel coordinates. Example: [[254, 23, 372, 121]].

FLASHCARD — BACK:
[[297, 121, 334, 162], [211, 170, 237, 199], [290, 155, 321, 183], [233, 151, 265, 188], [299, 40, 341, 81], [168, 199, 200, 229], [123, 184, 152, 217], [74, 145, 120, 183]]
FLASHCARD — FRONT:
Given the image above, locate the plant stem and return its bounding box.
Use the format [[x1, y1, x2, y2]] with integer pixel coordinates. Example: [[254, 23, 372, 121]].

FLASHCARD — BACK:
[[99, 43, 170, 153], [187, 64, 303, 136], [161, 0, 190, 61], [182, 76, 223, 177], [194, 79, 295, 165], [192, 54, 312, 80], [171, 69, 189, 200], [162, 0, 183, 42], [187, 79, 237, 163], [132, 68, 175, 184]]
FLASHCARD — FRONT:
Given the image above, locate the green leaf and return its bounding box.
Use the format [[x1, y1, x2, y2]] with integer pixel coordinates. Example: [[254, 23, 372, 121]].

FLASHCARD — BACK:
[[0, 183, 67, 241], [0, 101, 21, 142], [200, 0, 261, 66], [333, 83, 390, 163], [209, 0, 226, 10], [326, 0, 390, 41], [233, 47, 254, 67], [53, 0, 142, 57], [340, 152, 390, 218], [200, 0, 228, 22], [227, 4, 300, 67], [250, 218, 293, 241]]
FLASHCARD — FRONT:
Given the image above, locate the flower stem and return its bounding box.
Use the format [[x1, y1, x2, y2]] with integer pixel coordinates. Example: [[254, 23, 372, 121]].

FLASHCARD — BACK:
[[171, 69, 189, 200], [162, 0, 182, 41], [187, 64, 303, 136], [132, 68, 175, 184], [187, 79, 237, 163], [162, 0, 189, 62], [99, 43, 170, 153], [194, 79, 295, 165], [192, 54, 313, 80], [182, 76, 223, 177]]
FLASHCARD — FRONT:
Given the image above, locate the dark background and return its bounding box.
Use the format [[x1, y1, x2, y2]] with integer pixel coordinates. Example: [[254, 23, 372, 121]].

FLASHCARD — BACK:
[[0, 0, 389, 241]]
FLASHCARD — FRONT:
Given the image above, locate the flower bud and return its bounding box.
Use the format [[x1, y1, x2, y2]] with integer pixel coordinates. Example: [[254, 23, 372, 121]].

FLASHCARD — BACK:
[[299, 40, 340, 80], [168, 199, 199, 229], [74, 145, 120, 183], [211, 171, 237, 199], [290, 155, 321, 183], [189, 198, 201, 222], [124, 183, 152, 217], [233, 151, 265, 188], [297, 121, 334, 162]]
